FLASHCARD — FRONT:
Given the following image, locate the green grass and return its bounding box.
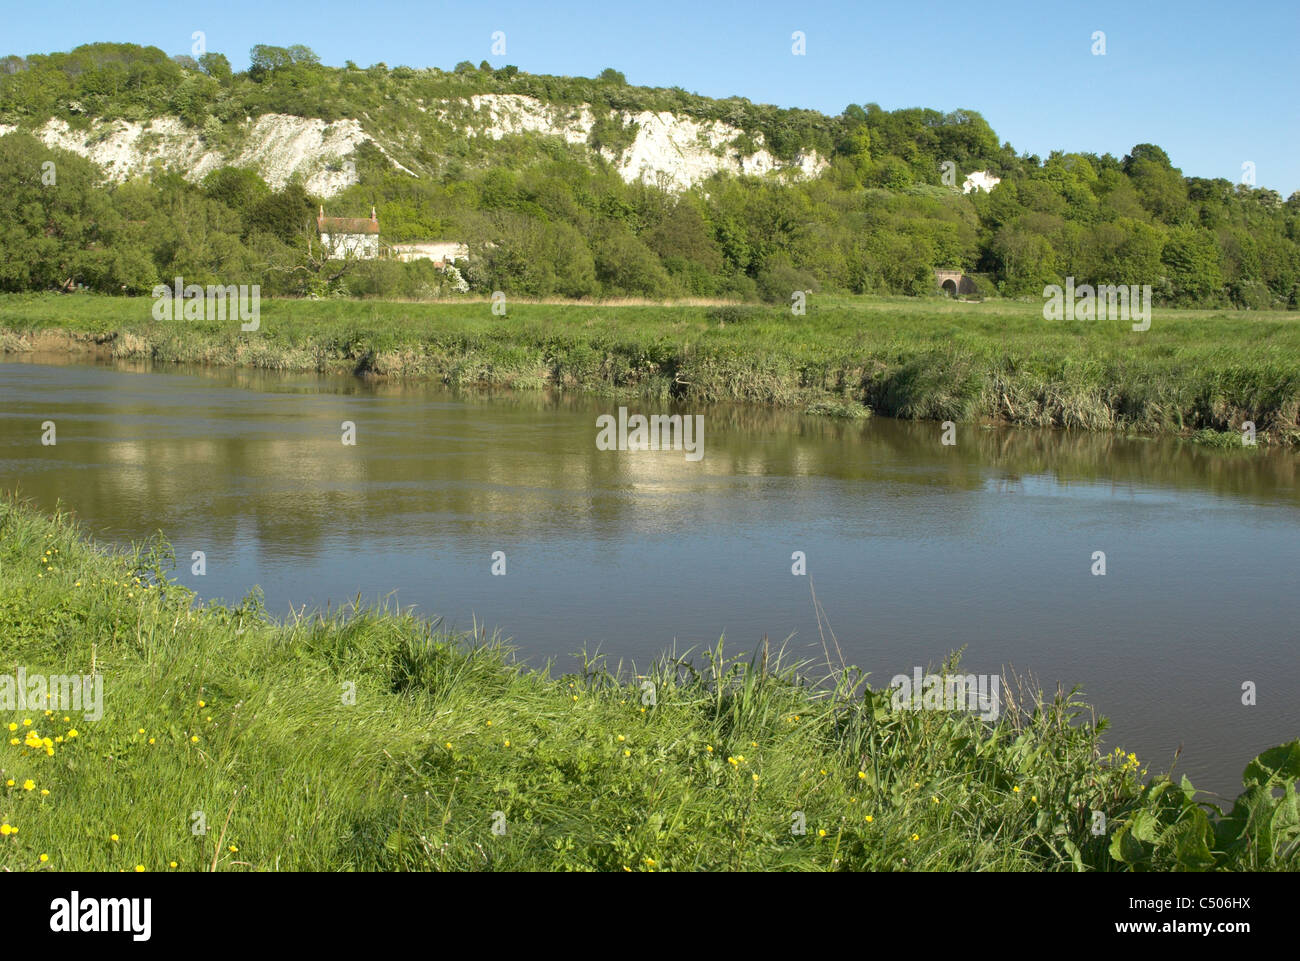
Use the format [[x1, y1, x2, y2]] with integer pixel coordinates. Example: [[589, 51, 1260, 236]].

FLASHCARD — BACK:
[[2, 497, 1296, 871], [2, 292, 1299, 445]]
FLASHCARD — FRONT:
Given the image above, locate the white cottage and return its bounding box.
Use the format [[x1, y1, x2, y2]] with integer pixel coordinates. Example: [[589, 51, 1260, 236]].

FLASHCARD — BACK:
[[317, 206, 380, 260]]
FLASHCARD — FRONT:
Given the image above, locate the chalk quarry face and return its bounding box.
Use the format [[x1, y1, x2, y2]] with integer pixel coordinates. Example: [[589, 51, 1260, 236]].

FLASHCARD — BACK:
[[962, 169, 1001, 194], [0, 94, 828, 197], [451, 93, 827, 191]]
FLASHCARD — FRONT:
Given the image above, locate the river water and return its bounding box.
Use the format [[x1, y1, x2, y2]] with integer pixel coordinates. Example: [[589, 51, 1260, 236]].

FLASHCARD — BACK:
[[2, 356, 1296, 797]]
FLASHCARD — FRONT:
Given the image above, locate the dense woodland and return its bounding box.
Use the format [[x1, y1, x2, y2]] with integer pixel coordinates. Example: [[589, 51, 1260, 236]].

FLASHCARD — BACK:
[[1, 42, 1298, 306]]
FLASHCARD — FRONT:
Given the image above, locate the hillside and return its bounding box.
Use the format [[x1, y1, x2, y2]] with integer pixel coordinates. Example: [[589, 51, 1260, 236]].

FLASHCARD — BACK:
[[0, 97, 832, 197], [0, 43, 1297, 305]]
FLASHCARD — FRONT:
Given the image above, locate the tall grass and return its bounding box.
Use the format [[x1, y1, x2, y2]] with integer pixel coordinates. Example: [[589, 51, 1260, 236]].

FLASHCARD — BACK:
[[2, 292, 1298, 444], [2, 497, 1295, 871]]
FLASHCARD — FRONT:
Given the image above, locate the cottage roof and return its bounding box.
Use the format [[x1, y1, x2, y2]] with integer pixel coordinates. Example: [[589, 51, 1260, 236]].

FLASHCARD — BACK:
[[317, 205, 379, 235]]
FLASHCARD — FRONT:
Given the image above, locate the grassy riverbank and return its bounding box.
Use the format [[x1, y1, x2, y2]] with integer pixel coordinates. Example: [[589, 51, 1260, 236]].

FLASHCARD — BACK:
[[2, 497, 1297, 871], [2, 292, 1299, 445]]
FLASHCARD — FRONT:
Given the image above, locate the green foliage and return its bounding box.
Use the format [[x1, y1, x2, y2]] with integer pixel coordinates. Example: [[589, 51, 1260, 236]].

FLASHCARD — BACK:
[[7, 293, 1298, 446], [587, 110, 640, 157], [0, 499, 1293, 871], [198, 52, 232, 84], [0, 43, 1297, 304], [0, 133, 116, 292], [1107, 742, 1300, 870]]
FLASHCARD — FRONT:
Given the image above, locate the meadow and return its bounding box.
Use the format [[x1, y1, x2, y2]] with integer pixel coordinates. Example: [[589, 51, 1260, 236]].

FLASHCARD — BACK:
[[2, 292, 1298, 445], [1, 497, 1297, 871]]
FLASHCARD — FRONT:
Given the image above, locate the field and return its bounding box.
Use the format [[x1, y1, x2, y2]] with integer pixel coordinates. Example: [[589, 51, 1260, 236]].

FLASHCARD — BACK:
[[1, 497, 1298, 871], [2, 292, 1299, 445]]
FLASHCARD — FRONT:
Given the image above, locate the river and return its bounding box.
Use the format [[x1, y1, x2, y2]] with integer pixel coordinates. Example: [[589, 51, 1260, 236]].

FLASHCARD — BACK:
[[2, 356, 1296, 797]]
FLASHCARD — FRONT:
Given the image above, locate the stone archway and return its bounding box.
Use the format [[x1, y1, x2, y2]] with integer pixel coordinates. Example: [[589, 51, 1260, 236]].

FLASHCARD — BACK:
[[934, 268, 975, 298]]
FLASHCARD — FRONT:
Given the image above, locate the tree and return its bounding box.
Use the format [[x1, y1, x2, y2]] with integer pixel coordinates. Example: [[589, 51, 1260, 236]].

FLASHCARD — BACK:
[[202, 167, 271, 230], [644, 200, 722, 272], [249, 45, 293, 79], [1074, 218, 1164, 287], [1123, 143, 1188, 224], [592, 226, 669, 295], [0, 135, 115, 291], [1161, 226, 1223, 303], [198, 52, 232, 84], [286, 45, 320, 67], [253, 183, 316, 246]]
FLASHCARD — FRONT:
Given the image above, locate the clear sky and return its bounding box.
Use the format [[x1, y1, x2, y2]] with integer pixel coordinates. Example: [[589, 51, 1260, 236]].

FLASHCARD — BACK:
[[4, 0, 1298, 194]]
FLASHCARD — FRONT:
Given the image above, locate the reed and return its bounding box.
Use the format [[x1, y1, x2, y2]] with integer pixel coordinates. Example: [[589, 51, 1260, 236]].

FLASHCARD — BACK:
[[1, 292, 1298, 446]]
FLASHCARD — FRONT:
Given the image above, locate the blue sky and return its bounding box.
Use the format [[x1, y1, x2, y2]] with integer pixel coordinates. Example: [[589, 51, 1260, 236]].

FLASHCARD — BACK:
[[5, 0, 1298, 194]]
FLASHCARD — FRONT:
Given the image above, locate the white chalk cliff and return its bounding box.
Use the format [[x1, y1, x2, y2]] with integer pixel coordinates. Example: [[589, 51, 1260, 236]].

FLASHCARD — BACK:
[[0, 94, 828, 197]]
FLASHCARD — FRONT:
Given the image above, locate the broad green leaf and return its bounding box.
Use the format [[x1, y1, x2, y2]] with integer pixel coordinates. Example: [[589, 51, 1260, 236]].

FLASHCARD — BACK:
[[1164, 808, 1215, 871], [1130, 807, 1160, 843], [1109, 823, 1147, 866], [1243, 740, 1300, 786]]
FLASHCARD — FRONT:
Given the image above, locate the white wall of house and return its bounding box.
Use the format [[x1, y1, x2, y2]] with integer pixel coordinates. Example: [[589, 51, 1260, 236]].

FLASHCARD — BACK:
[[390, 241, 469, 264], [320, 232, 380, 260]]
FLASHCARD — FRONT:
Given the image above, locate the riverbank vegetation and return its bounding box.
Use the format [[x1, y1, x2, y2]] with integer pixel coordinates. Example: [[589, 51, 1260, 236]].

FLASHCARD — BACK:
[[2, 44, 1298, 305], [1, 498, 1296, 871], [3, 293, 1298, 445]]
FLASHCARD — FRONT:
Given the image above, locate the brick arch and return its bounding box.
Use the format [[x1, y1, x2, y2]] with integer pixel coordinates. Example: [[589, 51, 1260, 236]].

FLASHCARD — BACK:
[[934, 268, 976, 297]]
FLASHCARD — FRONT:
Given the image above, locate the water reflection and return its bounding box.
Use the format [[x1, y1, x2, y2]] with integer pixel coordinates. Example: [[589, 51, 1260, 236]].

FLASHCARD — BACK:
[[1, 355, 1297, 797]]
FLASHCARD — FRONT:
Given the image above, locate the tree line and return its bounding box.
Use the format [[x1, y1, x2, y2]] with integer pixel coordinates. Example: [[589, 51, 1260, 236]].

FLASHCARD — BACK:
[[1, 43, 1297, 307]]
